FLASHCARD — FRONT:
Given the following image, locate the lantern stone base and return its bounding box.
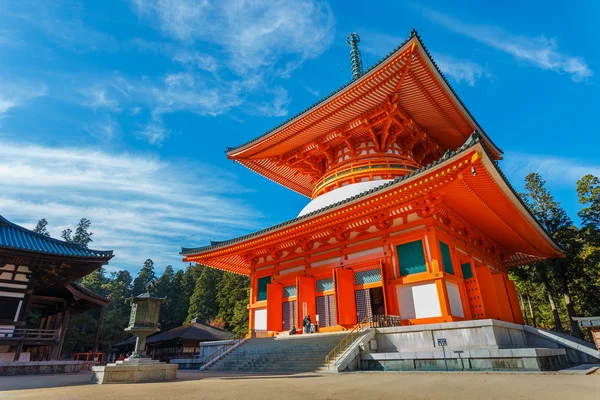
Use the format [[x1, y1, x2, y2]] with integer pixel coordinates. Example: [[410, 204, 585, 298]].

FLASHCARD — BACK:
[[91, 358, 177, 384]]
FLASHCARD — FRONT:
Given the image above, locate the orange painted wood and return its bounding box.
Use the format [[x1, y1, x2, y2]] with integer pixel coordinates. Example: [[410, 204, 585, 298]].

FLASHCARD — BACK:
[[335, 268, 357, 325], [475, 266, 501, 320], [492, 273, 515, 323], [297, 276, 316, 326], [266, 283, 283, 332], [504, 275, 524, 324]]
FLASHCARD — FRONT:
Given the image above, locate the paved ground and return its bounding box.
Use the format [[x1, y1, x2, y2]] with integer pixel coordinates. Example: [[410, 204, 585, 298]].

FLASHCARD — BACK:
[[0, 372, 600, 400], [1, 371, 600, 400]]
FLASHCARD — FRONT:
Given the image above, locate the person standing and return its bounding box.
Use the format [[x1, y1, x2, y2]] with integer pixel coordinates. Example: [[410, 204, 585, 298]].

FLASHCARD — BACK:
[[302, 315, 312, 334]]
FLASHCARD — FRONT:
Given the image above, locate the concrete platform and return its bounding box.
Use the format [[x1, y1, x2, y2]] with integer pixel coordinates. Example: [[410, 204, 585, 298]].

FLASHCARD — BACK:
[[91, 358, 177, 384]]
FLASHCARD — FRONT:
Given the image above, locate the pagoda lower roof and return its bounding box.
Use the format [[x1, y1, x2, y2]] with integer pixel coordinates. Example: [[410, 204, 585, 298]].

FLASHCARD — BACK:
[[226, 31, 503, 197], [181, 134, 563, 274], [0, 215, 113, 261]]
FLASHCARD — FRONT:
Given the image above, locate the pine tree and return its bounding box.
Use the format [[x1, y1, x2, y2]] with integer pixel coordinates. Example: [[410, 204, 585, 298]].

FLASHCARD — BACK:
[[73, 218, 93, 247], [577, 174, 600, 243], [171, 270, 188, 328], [132, 259, 157, 296], [216, 272, 249, 335], [61, 218, 93, 248], [33, 218, 50, 237], [521, 173, 580, 336], [187, 267, 223, 323], [155, 265, 177, 330]]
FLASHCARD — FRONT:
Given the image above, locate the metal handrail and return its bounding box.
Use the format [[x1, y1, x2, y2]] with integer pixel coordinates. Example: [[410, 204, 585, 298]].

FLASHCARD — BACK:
[[200, 338, 246, 368], [324, 317, 370, 365], [0, 328, 58, 340], [324, 315, 402, 366]]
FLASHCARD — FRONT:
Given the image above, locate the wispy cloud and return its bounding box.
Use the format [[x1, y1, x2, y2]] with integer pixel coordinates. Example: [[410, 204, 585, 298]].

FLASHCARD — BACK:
[[424, 9, 592, 82], [81, 88, 121, 112], [0, 141, 262, 272], [0, 81, 47, 115], [136, 118, 170, 146], [252, 87, 290, 118], [360, 31, 490, 86], [131, 0, 335, 75], [1, 1, 118, 53], [433, 54, 492, 87], [85, 115, 119, 142], [305, 86, 320, 97], [502, 152, 600, 187]]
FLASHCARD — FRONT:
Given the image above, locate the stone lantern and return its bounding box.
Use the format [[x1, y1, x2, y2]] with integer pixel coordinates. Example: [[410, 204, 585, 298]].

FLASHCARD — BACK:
[[125, 283, 166, 359], [91, 283, 177, 384]]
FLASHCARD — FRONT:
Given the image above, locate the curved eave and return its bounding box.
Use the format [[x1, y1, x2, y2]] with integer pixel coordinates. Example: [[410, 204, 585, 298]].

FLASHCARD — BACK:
[[227, 31, 501, 161], [182, 139, 561, 275], [0, 215, 114, 261]]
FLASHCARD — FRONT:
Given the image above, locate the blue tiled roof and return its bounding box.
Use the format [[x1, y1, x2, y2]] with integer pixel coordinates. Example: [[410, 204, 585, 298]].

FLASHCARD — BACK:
[[0, 215, 113, 259]]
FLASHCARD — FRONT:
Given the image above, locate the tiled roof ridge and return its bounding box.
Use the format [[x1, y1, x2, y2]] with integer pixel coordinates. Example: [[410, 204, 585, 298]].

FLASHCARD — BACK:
[[0, 214, 114, 258], [181, 132, 484, 256], [225, 29, 502, 156]]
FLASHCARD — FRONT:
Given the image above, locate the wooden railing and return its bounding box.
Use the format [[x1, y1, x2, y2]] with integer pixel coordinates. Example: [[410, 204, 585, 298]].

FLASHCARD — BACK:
[[324, 317, 370, 366], [199, 338, 247, 370], [0, 328, 58, 341]]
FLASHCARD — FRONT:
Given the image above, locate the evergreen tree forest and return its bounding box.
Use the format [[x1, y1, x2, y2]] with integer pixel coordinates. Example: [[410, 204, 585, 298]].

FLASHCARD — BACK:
[[29, 218, 250, 356], [31, 172, 600, 353]]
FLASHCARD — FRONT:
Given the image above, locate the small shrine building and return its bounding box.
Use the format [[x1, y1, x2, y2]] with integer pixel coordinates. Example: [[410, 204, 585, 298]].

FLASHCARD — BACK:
[[181, 31, 563, 335], [0, 215, 113, 364]]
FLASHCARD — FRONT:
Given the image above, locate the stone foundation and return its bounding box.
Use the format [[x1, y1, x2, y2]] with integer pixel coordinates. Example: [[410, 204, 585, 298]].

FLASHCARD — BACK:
[[331, 319, 599, 372], [0, 360, 86, 376], [91, 358, 177, 384]]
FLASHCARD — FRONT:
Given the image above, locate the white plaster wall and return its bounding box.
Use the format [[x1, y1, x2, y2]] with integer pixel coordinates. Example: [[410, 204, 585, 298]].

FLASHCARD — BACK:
[[298, 180, 393, 217], [446, 281, 464, 318], [254, 308, 267, 331], [397, 283, 442, 320]]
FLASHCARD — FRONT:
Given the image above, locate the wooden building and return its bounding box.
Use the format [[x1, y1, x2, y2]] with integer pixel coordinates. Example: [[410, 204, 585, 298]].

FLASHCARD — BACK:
[[145, 320, 234, 362], [0, 215, 113, 362], [180, 31, 564, 335]]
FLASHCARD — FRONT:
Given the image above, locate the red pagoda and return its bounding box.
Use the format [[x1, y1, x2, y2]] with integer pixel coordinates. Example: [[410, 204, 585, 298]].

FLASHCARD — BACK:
[[181, 31, 563, 335]]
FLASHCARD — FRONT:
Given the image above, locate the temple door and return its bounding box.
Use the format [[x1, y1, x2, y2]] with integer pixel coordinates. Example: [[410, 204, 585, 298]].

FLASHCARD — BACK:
[[266, 283, 283, 332], [297, 277, 316, 327], [336, 268, 357, 325]]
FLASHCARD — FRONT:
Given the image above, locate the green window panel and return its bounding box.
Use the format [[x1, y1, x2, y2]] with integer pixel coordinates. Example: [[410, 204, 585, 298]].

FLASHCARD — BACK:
[[397, 240, 427, 276], [257, 276, 271, 301], [461, 262, 473, 279], [354, 269, 382, 285], [439, 241, 454, 275], [283, 285, 297, 298], [316, 278, 334, 292]]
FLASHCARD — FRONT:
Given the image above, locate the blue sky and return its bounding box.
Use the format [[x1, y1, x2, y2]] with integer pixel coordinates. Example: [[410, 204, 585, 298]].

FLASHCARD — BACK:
[[1, 0, 599, 274]]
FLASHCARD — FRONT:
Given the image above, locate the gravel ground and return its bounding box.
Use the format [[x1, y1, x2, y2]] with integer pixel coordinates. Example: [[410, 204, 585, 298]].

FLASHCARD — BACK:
[[1, 371, 599, 400]]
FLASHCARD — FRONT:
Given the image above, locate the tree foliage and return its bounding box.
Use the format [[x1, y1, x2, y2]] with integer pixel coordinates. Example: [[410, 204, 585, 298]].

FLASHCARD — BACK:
[[33, 218, 50, 236]]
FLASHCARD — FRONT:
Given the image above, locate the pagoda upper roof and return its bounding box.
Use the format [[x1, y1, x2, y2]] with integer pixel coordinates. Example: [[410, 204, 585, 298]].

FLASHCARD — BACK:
[[181, 134, 563, 274], [0, 215, 114, 260], [226, 30, 503, 197]]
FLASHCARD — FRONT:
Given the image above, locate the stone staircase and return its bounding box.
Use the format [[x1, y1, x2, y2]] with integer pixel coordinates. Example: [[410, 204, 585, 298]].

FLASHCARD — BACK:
[[208, 332, 348, 373]]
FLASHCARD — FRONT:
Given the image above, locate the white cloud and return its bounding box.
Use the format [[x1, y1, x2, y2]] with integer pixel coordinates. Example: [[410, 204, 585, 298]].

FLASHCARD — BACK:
[[0, 81, 47, 115], [85, 115, 119, 142], [131, 0, 335, 74], [173, 50, 219, 74], [81, 88, 121, 112], [434, 54, 491, 87], [424, 9, 592, 82], [252, 87, 290, 118], [0, 141, 262, 272], [305, 87, 320, 97], [502, 152, 600, 187], [136, 118, 170, 146]]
